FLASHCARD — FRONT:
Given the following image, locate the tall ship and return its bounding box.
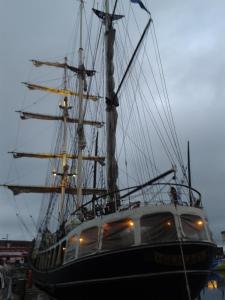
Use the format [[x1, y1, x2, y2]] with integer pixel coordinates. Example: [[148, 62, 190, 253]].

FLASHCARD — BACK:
[[2, 1, 216, 299]]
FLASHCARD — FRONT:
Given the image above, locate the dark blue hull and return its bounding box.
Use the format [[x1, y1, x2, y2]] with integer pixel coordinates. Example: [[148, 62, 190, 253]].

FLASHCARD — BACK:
[[31, 241, 216, 300]]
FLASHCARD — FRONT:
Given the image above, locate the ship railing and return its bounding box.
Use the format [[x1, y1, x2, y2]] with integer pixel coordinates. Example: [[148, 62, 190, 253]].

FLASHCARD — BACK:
[[72, 182, 202, 222]]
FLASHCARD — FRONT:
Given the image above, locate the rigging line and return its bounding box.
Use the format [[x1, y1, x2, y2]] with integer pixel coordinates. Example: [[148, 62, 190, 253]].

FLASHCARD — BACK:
[[178, 239, 192, 300], [113, 16, 152, 103], [117, 15, 155, 181], [152, 23, 185, 171], [22, 196, 39, 232], [152, 23, 182, 157], [75, 4, 98, 127], [70, 5, 81, 65], [118, 10, 157, 177], [126, 3, 183, 169], [130, 52, 181, 167], [142, 26, 181, 164], [116, 36, 159, 178], [3, 190, 27, 240], [32, 76, 74, 85], [117, 166, 141, 186], [149, 26, 177, 145], [82, 14, 102, 134], [118, 88, 133, 199], [116, 17, 179, 169], [137, 80, 176, 166], [119, 0, 134, 61], [29, 215, 38, 231], [6, 64, 35, 182], [121, 31, 180, 168], [16, 213, 33, 239], [119, 129, 163, 182], [112, 0, 119, 18], [115, 48, 156, 183], [115, 8, 158, 182], [14, 206, 34, 239], [115, 43, 176, 168], [82, 10, 103, 124], [20, 91, 50, 111], [41, 114, 63, 228]]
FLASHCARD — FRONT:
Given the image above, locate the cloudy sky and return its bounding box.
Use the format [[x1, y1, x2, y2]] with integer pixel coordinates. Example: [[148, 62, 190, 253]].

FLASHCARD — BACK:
[[0, 0, 225, 244]]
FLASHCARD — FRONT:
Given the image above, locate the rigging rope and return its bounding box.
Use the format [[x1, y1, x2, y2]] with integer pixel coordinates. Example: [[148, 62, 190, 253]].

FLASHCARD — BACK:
[[178, 239, 192, 300]]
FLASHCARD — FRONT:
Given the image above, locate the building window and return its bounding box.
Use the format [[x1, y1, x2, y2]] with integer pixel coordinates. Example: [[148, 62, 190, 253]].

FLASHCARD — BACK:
[[102, 218, 135, 251], [78, 227, 98, 257], [141, 213, 177, 243], [181, 214, 208, 240]]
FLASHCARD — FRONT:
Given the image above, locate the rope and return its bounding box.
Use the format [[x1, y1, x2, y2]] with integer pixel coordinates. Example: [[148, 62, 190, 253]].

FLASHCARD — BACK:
[[178, 240, 192, 300]]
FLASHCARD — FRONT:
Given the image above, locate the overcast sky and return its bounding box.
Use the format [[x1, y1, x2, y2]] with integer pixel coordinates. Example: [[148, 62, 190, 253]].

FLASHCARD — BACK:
[[0, 0, 225, 244]]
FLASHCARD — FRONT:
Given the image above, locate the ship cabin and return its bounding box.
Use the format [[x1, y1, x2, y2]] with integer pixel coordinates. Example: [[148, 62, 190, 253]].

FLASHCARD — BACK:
[[33, 184, 214, 270]]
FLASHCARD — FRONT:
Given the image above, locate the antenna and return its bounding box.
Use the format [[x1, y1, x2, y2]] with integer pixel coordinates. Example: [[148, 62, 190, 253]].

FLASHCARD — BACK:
[[187, 141, 193, 206]]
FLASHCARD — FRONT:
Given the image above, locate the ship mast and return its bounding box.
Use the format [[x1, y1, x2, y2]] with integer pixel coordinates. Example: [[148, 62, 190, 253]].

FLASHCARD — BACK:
[[105, 0, 119, 209], [59, 57, 69, 226], [76, 0, 85, 209]]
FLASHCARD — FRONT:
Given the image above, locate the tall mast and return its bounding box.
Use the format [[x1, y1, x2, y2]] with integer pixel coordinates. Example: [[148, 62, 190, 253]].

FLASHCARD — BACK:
[[76, 0, 85, 209], [59, 57, 69, 226], [105, 0, 119, 209]]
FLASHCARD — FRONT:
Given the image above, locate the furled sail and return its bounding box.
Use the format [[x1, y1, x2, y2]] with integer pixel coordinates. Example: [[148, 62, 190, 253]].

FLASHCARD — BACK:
[[16, 111, 104, 127], [22, 82, 100, 101], [9, 152, 105, 166], [2, 185, 107, 196], [31, 60, 96, 77]]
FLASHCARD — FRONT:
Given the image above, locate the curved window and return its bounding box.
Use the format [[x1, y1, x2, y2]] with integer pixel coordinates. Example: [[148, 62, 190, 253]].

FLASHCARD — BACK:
[[141, 213, 177, 243], [64, 234, 77, 262], [181, 214, 208, 240], [102, 218, 135, 250], [78, 227, 98, 257]]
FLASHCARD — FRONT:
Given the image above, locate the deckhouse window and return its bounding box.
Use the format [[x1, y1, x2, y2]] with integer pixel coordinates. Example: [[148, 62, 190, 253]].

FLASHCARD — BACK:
[[55, 240, 66, 266], [78, 227, 98, 257], [181, 214, 208, 240], [102, 218, 135, 250], [141, 213, 177, 243], [64, 234, 77, 262]]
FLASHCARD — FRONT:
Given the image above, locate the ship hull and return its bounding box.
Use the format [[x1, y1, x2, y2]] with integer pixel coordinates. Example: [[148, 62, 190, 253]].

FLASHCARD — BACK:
[[31, 241, 216, 300]]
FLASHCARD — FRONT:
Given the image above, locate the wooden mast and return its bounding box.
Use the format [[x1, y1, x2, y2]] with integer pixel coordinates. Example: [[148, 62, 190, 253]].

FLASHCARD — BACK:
[[76, 0, 85, 210], [59, 57, 69, 226], [105, 0, 119, 210]]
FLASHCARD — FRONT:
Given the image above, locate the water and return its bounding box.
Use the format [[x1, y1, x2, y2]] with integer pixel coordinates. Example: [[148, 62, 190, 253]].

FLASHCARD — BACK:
[[199, 288, 225, 300], [2, 266, 225, 300], [197, 271, 225, 300]]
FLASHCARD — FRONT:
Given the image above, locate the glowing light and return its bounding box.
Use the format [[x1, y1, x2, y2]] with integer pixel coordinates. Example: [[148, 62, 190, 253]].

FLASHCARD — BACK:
[[62, 247, 66, 251], [128, 220, 134, 227], [196, 220, 204, 226], [166, 221, 172, 226], [79, 238, 84, 243], [208, 280, 217, 289]]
